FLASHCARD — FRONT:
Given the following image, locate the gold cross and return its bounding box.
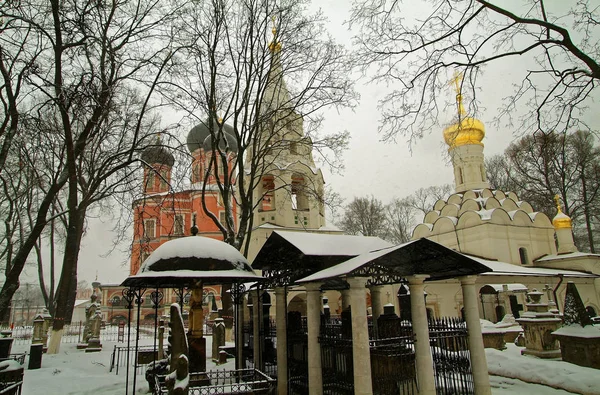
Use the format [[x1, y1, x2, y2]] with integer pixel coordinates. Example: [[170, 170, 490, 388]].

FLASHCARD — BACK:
[[450, 71, 462, 95], [554, 194, 562, 212]]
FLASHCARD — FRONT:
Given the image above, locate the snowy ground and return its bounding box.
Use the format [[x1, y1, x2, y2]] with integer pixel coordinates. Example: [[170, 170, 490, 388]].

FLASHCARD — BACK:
[[10, 338, 600, 394]]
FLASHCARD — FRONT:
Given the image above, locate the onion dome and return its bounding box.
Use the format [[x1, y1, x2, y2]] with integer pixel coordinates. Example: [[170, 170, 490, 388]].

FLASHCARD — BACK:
[[443, 117, 485, 148], [443, 72, 485, 148], [141, 138, 175, 167], [186, 118, 237, 154], [552, 195, 572, 229]]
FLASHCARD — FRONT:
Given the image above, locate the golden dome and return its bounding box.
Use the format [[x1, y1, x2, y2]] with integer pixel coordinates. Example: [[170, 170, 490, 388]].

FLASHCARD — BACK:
[[443, 117, 485, 148], [444, 71, 485, 148], [552, 195, 572, 229]]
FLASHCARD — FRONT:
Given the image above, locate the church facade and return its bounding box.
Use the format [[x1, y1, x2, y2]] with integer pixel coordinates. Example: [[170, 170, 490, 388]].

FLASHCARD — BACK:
[[406, 83, 600, 322]]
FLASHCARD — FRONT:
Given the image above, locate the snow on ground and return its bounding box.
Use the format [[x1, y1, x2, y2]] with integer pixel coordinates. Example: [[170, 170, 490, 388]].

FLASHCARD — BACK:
[[487, 343, 600, 395], [10, 336, 600, 394]]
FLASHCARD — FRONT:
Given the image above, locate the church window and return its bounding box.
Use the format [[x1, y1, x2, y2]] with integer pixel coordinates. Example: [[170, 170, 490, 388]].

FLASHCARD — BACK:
[[144, 219, 156, 239], [261, 176, 275, 211], [219, 211, 227, 225], [291, 176, 309, 211], [480, 164, 486, 182], [174, 214, 184, 236], [145, 171, 155, 190], [290, 142, 298, 155], [519, 247, 529, 265], [160, 170, 168, 189], [458, 167, 464, 185], [192, 162, 203, 183]]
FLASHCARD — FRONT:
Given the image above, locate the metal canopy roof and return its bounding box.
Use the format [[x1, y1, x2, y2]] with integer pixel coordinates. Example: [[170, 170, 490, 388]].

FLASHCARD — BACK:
[[252, 231, 393, 287], [297, 238, 492, 287]]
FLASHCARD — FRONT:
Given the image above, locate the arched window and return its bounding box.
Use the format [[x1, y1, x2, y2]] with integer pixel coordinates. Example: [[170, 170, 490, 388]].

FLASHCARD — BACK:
[[519, 247, 529, 265], [261, 176, 275, 211]]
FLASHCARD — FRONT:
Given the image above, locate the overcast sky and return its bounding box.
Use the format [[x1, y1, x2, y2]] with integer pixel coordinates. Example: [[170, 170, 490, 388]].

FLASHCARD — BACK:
[[19, 0, 600, 286]]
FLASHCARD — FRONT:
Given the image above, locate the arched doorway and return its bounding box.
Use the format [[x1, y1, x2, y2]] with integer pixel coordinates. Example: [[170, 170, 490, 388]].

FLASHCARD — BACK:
[[288, 294, 307, 316]]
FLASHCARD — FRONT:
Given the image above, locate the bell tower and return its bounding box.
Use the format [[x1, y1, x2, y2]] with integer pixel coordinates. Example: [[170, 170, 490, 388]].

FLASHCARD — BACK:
[[443, 73, 489, 193], [246, 18, 326, 231]]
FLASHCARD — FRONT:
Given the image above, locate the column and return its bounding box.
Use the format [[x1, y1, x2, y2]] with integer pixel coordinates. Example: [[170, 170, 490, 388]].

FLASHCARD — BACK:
[[460, 275, 492, 395], [305, 282, 323, 395], [369, 285, 383, 339], [347, 277, 372, 395], [341, 289, 350, 310], [275, 287, 288, 395], [407, 275, 435, 395], [253, 289, 262, 370]]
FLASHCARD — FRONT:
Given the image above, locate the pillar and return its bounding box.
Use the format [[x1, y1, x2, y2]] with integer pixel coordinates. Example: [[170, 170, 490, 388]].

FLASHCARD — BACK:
[[347, 277, 372, 395], [275, 287, 288, 395], [460, 275, 492, 395], [306, 282, 323, 395], [341, 289, 350, 310], [407, 275, 435, 395], [235, 294, 244, 370], [253, 289, 262, 370], [369, 285, 383, 339]]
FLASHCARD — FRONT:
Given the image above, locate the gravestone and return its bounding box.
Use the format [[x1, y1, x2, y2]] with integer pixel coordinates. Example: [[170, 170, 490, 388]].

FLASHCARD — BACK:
[[212, 318, 225, 364]]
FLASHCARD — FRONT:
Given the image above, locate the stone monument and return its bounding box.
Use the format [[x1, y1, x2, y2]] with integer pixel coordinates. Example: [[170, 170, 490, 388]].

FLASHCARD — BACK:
[[517, 289, 562, 358], [166, 304, 189, 395], [212, 318, 225, 364]]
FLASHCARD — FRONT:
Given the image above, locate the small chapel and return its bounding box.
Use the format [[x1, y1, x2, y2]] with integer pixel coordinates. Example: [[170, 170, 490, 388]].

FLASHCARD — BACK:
[[407, 76, 600, 322]]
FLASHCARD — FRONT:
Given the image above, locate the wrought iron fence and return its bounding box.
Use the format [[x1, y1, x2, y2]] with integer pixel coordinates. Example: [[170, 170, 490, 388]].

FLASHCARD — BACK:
[[1, 322, 163, 346], [428, 317, 474, 395], [320, 321, 354, 395], [152, 369, 276, 395]]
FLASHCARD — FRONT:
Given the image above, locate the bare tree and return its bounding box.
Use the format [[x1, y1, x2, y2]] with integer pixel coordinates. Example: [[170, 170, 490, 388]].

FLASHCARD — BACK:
[[166, 0, 356, 253], [385, 197, 417, 244], [0, 0, 177, 352], [338, 196, 388, 238], [408, 184, 453, 219], [349, 0, 600, 143], [495, 130, 600, 252]]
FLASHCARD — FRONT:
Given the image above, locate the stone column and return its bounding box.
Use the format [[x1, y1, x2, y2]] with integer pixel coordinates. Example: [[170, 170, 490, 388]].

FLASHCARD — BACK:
[[305, 282, 323, 395], [369, 285, 383, 339], [341, 289, 350, 310], [275, 287, 288, 395], [253, 289, 262, 370], [460, 275, 491, 395], [407, 275, 435, 395], [347, 277, 372, 395]]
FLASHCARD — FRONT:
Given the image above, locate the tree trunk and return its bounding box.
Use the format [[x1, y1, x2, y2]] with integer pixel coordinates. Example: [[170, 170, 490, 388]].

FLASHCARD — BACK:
[[47, 209, 85, 354]]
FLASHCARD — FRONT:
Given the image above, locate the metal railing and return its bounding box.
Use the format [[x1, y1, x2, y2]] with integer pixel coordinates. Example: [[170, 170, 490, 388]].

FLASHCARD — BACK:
[[153, 369, 276, 395]]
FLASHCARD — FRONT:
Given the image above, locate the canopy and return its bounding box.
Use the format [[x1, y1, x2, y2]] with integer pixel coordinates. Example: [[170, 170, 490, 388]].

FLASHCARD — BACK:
[[297, 238, 492, 285], [122, 236, 262, 288]]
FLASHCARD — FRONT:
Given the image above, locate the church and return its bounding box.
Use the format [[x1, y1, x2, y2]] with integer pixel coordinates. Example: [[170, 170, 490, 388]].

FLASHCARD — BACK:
[[98, 22, 600, 328], [406, 79, 600, 322]]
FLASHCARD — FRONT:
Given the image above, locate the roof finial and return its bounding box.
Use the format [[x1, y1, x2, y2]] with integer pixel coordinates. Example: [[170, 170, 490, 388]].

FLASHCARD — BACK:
[[269, 15, 282, 53], [554, 194, 563, 213], [450, 71, 466, 117]]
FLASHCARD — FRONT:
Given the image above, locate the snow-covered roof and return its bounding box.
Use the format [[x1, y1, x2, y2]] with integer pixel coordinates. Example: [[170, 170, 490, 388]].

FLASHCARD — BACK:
[[74, 299, 90, 307], [471, 256, 597, 278], [297, 238, 491, 284], [480, 284, 528, 293], [271, 231, 393, 257], [122, 236, 261, 287], [140, 236, 249, 271], [536, 251, 600, 262]]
